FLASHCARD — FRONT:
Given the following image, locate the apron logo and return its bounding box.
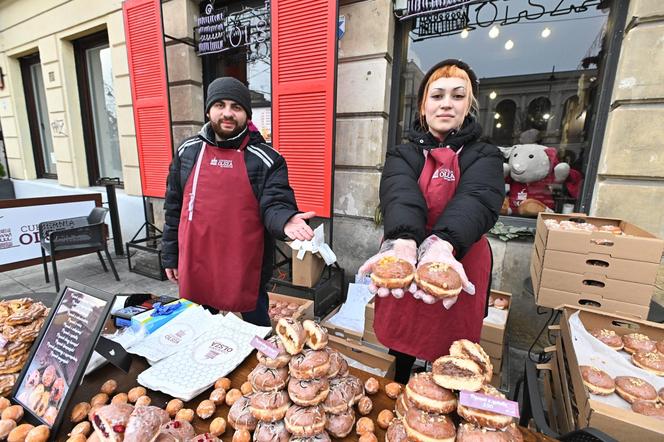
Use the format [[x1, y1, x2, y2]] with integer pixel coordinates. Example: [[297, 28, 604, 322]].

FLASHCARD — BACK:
[[210, 158, 233, 168], [432, 167, 455, 181]]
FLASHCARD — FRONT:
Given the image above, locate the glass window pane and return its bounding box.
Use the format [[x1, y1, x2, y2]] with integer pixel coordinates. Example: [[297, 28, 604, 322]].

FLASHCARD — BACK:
[[30, 63, 56, 175], [398, 3, 611, 217], [86, 45, 122, 181]]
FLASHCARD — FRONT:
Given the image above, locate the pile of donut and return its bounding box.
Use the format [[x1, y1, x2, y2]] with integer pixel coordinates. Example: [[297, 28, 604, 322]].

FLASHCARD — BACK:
[[386, 339, 522, 442], [371, 257, 463, 299], [268, 300, 303, 323], [543, 219, 623, 235], [580, 328, 664, 420], [224, 317, 393, 442]]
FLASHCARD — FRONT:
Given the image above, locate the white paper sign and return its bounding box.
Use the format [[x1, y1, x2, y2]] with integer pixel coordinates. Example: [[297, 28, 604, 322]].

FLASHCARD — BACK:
[[0, 200, 96, 265]]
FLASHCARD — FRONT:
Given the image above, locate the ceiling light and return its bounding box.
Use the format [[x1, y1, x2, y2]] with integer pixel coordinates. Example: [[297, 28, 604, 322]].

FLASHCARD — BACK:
[[494, 113, 500, 120], [543, 113, 551, 120], [460, 29, 469, 39], [489, 91, 497, 100], [489, 26, 500, 39], [496, 123, 502, 128], [541, 27, 551, 38], [504, 39, 514, 50]]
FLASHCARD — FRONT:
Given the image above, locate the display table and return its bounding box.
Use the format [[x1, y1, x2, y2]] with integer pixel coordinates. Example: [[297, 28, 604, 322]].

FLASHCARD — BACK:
[[59, 351, 556, 441]]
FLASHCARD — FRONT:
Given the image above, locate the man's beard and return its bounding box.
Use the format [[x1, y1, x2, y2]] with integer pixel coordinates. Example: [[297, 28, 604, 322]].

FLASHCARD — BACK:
[[210, 118, 245, 140]]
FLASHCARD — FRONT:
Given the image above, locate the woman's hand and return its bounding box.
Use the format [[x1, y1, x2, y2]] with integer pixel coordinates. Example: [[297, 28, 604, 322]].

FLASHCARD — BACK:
[[358, 239, 417, 299], [410, 235, 475, 309]]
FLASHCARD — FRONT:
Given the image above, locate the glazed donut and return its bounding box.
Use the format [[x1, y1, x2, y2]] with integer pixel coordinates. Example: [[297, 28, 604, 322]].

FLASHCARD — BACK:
[[456, 423, 524, 442], [249, 365, 289, 392], [124, 405, 170, 441], [51, 377, 66, 403], [322, 377, 355, 414], [250, 391, 291, 422], [91, 404, 134, 441], [288, 432, 331, 442], [288, 378, 330, 407], [276, 318, 307, 355], [254, 420, 290, 442], [289, 350, 330, 380], [580, 366, 615, 395], [622, 333, 656, 354], [457, 385, 514, 430], [324, 348, 347, 378], [432, 355, 484, 392], [403, 407, 456, 442], [631, 400, 664, 419], [405, 372, 456, 414], [449, 339, 493, 384], [302, 320, 328, 351], [228, 395, 258, 431], [257, 335, 291, 369], [589, 329, 623, 351], [632, 351, 664, 376], [41, 365, 56, 388], [158, 419, 196, 441], [492, 297, 509, 310], [386, 418, 408, 442], [394, 393, 416, 419], [414, 262, 463, 298], [324, 408, 355, 438], [370, 256, 415, 289], [614, 376, 657, 404], [284, 405, 326, 437]]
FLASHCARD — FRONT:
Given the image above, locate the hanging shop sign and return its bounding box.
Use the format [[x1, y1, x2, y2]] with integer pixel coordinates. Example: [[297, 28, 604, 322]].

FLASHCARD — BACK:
[[196, 3, 269, 57], [406, 0, 602, 40]]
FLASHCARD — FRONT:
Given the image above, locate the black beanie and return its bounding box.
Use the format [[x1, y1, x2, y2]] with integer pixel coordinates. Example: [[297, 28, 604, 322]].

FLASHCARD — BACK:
[[205, 77, 252, 119], [417, 59, 479, 110]]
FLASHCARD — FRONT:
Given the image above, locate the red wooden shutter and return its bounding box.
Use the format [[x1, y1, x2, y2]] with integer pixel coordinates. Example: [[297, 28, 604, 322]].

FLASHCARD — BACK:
[[123, 0, 172, 198], [271, 0, 337, 218]]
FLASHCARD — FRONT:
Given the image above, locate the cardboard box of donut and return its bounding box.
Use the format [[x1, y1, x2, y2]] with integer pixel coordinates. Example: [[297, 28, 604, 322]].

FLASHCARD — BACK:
[[560, 306, 664, 441]]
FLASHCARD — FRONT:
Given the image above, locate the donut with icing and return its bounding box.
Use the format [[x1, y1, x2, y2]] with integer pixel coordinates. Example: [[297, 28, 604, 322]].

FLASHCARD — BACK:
[[415, 262, 463, 298], [405, 372, 456, 414], [249, 365, 289, 392], [589, 329, 623, 350], [614, 376, 657, 404], [622, 333, 656, 354], [580, 366, 615, 395], [303, 321, 328, 351], [250, 390, 291, 422], [370, 256, 415, 289], [253, 420, 290, 442], [276, 319, 306, 355], [284, 405, 326, 437], [256, 335, 291, 369], [403, 407, 456, 442], [228, 395, 258, 431], [324, 408, 355, 438], [288, 378, 329, 407], [289, 350, 330, 380], [632, 351, 664, 376]]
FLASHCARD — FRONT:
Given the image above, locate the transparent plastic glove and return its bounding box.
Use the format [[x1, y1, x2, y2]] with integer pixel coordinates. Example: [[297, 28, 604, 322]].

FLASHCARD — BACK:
[[411, 235, 475, 309], [358, 239, 417, 299]]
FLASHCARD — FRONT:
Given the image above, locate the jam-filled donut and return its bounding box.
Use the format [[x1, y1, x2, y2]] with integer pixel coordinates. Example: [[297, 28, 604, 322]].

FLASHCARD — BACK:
[[415, 262, 463, 298], [457, 385, 514, 430], [288, 378, 329, 407], [449, 339, 493, 384], [580, 366, 615, 396], [405, 372, 456, 414], [622, 333, 656, 354], [403, 407, 456, 442], [632, 351, 664, 376], [158, 419, 196, 441], [284, 405, 326, 437], [324, 348, 347, 378], [370, 256, 415, 289], [91, 403, 134, 442], [124, 405, 170, 441], [228, 395, 258, 431], [254, 420, 290, 442], [614, 376, 657, 404], [589, 329, 623, 350], [303, 320, 328, 351], [289, 350, 330, 380], [322, 377, 355, 414], [249, 390, 291, 422], [257, 335, 291, 369], [249, 364, 289, 392], [324, 408, 355, 438], [276, 319, 307, 355]]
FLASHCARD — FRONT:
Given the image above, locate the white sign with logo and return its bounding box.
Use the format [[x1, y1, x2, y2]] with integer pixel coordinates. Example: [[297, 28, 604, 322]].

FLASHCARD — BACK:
[[0, 200, 96, 266]]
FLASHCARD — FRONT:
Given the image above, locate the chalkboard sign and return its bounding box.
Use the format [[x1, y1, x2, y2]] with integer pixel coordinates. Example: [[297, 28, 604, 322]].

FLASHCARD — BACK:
[[11, 280, 115, 436]]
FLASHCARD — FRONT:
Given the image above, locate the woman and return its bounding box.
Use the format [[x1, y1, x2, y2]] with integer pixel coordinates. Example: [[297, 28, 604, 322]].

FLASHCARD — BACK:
[[359, 59, 505, 383]]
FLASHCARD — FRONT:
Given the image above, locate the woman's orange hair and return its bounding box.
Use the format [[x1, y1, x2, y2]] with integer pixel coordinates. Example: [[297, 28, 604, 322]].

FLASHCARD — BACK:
[[419, 65, 479, 129]]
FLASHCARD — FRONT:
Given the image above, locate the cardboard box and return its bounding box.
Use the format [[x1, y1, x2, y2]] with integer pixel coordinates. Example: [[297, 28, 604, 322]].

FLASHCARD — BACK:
[[537, 287, 650, 319], [536, 213, 664, 263], [539, 268, 654, 306], [481, 291, 512, 345], [327, 334, 395, 379], [267, 292, 314, 328], [292, 251, 326, 288], [559, 306, 664, 441]]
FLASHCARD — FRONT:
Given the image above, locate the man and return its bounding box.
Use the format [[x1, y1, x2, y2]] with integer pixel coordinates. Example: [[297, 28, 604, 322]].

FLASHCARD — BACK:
[[162, 77, 314, 326]]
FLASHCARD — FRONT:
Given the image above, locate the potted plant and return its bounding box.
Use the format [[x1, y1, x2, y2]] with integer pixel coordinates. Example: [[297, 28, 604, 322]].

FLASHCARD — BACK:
[[0, 162, 15, 199]]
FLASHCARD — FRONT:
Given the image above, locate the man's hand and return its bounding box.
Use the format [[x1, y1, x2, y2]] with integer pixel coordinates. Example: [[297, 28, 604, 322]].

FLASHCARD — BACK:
[[165, 268, 179, 283], [284, 211, 316, 241]]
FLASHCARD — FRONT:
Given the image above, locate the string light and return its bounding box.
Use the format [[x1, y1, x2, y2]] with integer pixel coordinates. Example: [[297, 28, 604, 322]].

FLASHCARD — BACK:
[[489, 91, 497, 100], [543, 113, 551, 120], [496, 123, 502, 128], [460, 29, 469, 39], [489, 26, 500, 39], [504, 39, 514, 50], [541, 27, 551, 38], [494, 113, 500, 120]]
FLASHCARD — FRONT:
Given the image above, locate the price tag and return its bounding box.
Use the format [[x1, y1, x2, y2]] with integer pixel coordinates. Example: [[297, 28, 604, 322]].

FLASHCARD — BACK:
[[250, 336, 279, 359], [459, 390, 520, 418]]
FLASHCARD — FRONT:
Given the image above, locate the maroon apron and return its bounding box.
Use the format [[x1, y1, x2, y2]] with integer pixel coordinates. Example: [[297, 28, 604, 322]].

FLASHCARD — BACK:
[[177, 135, 264, 312], [374, 146, 492, 361]]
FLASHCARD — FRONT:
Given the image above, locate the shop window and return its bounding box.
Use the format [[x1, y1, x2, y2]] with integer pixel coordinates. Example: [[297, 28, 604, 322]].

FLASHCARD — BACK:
[[74, 31, 122, 186], [20, 54, 56, 178], [394, 1, 615, 218], [200, 0, 272, 142]]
